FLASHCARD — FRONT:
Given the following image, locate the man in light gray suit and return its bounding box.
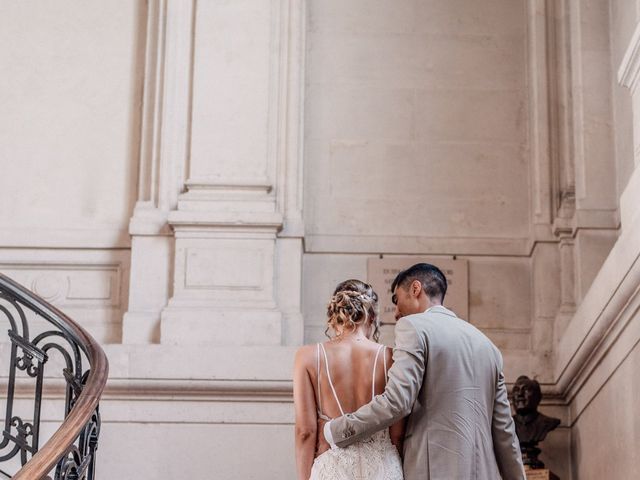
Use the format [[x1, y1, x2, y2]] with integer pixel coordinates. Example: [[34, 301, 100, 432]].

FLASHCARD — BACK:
[[323, 263, 525, 479]]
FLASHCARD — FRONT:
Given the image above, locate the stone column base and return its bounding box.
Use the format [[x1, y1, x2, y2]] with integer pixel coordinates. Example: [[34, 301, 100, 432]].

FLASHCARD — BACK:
[[161, 307, 282, 346]]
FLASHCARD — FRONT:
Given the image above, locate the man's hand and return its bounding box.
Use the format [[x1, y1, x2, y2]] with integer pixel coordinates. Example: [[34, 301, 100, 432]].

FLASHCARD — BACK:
[[316, 417, 330, 455]]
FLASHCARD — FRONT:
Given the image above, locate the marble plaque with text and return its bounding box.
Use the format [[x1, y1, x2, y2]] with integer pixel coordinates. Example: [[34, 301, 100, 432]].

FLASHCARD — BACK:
[[525, 468, 559, 480], [367, 257, 469, 325]]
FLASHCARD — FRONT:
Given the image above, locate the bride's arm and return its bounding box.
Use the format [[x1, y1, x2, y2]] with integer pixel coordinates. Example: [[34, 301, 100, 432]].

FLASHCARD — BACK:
[[386, 347, 407, 456], [389, 418, 406, 456], [293, 346, 318, 480]]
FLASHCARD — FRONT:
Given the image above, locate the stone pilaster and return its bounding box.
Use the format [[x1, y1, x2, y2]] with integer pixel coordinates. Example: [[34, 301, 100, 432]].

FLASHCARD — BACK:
[[123, 0, 195, 343], [618, 16, 640, 232], [160, 0, 305, 346], [569, 0, 618, 222], [619, 19, 640, 170]]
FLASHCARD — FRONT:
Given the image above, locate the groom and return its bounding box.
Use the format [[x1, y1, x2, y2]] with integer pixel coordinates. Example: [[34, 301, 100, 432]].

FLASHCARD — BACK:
[[322, 263, 525, 479]]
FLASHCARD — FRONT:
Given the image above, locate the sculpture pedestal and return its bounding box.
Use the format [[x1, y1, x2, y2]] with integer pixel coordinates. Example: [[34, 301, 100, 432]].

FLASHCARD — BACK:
[[525, 466, 559, 480]]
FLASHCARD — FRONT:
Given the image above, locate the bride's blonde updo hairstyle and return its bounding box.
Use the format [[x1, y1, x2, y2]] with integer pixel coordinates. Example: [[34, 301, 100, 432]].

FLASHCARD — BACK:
[[326, 279, 380, 342]]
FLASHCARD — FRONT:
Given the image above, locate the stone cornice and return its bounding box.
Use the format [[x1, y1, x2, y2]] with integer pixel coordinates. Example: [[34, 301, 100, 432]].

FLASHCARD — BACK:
[[0, 227, 131, 249], [554, 253, 640, 397], [1, 377, 293, 402], [305, 234, 534, 256], [304, 217, 620, 257], [167, 210, 284, 231], [184, 178, 273, 194], [548, 176, 640, 421]]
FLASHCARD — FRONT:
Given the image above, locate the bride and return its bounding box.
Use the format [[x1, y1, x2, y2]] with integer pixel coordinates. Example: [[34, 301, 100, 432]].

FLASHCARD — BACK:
[[293, 279, 405, 480]]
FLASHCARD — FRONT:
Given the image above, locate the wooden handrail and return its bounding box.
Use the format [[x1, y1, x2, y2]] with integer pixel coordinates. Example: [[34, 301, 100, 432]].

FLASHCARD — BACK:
[[0, 274, 109, 479]]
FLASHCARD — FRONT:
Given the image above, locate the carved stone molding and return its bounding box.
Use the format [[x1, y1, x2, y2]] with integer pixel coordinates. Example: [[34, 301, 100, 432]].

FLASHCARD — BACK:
[[618, 20, 640, 170], [124, 0, 196, 343], [128, 0, 195, 236], [0, 266, 120, 308], [618, 21, 640, 93], [306, 234, 535, 256], [2, 377, 293, 403], [551, 207, 640, 420], [0, 227, 131, 249], [527, 0, 554, 227], [0, 249, 130, 344]]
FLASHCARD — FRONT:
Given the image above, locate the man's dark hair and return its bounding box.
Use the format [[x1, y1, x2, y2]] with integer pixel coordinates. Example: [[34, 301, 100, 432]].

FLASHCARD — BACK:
[[390, 263, 448, 303]]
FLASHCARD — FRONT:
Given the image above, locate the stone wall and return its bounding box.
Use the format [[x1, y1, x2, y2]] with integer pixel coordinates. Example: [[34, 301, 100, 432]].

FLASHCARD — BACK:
[[0, 0, 638, 478], [570, 343, 640, 478], [563, 0, 640, 477], [305, 0, 531, 243], [303, 0, 540, 389], [0, 1, 144, 341]]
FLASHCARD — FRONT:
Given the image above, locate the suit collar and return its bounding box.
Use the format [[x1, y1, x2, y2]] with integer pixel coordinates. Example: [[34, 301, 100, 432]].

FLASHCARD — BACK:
[[424, 305, 457, 318]]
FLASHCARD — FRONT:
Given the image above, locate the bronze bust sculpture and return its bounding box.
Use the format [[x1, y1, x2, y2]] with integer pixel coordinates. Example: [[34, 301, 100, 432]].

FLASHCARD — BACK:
[[512, 375, 560, 469]]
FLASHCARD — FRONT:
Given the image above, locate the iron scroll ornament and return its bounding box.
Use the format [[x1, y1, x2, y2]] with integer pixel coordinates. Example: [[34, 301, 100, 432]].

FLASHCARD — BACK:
[[0, 274, 107, 479]]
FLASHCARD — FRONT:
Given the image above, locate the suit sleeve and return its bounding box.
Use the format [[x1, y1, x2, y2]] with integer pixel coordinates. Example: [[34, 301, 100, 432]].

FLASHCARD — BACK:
[[330, 317, 425, 448], [491, 355, 526, 480]]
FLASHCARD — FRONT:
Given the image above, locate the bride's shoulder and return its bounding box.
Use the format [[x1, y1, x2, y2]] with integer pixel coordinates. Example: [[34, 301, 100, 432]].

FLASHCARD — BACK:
[[294, 343, 319, 367]]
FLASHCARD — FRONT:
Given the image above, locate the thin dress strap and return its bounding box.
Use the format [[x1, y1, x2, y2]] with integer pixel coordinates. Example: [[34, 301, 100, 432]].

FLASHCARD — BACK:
[[383, 346, 388, 384], [316, 344, 324, 417], [371, 344, 385, 400], [319, 343, 345, 416]]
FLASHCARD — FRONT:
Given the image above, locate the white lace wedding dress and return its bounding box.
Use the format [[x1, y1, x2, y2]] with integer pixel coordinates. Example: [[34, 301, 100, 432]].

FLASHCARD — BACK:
[[309, 344, 404, 480]]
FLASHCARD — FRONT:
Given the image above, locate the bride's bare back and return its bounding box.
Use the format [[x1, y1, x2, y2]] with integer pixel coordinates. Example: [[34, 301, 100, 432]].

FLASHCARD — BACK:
[[314, 338, 391, 419]]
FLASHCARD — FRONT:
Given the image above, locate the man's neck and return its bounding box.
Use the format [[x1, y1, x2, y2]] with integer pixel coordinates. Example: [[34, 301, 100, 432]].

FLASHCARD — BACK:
[[424, 302, 442, 312]]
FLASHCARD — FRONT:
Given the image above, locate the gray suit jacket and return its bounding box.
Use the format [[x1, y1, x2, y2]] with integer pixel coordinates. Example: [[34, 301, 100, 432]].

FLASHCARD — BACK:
[[329, 306, 525, 480]]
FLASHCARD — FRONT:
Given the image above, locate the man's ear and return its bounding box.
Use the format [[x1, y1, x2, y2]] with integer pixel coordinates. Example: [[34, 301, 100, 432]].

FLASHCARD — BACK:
[[411, 279, 422, 297]]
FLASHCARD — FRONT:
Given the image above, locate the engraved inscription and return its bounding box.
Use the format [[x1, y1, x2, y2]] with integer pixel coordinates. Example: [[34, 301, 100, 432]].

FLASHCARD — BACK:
[[368, 257, 469, 324]]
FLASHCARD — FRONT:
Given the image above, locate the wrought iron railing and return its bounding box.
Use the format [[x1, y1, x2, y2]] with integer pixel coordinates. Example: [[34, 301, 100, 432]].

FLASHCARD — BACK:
[[0, 274, 108, 479]]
